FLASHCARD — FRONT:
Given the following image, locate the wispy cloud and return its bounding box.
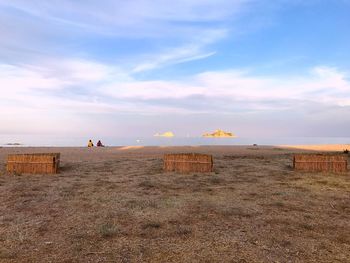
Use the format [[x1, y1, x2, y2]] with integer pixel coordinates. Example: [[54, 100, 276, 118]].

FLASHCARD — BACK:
[[1, 56, 350, 136], [132, 28, 226, 72], [2, 56, 350, 136], [0, 0, 239, 73], [133, 49, 217, 73], [2, 58, 350, 113], [0, 0, 249, 29], [104, 66, 350, 108]]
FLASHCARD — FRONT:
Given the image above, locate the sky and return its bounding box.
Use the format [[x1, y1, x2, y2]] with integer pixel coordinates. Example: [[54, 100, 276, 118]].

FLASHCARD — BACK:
[[1, 0, 350, 139]]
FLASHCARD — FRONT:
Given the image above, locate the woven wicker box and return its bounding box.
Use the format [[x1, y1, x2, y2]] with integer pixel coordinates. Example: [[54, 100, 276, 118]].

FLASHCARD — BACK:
[[293, 154, 347, 173], [7, 153, 60, 174], [163, 153, 213, 173]]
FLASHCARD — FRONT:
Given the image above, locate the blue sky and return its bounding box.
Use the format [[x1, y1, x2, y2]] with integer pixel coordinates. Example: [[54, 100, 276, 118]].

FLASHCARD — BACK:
[[0, 0, 350, 138]]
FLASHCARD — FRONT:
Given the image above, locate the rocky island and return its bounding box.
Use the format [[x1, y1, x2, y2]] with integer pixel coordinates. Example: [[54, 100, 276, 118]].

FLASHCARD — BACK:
[[202, 129, 236, 138], [154, 131, 175, 137]]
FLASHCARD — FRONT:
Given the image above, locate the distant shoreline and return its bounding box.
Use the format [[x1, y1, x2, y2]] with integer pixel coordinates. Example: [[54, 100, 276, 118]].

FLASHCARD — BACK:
[[1, 144, 349, 152], [1, 136, 349, 148]]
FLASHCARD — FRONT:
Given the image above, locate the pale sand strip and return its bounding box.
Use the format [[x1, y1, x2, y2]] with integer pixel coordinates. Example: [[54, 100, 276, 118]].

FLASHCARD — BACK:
[[281, 144, 350, 151]]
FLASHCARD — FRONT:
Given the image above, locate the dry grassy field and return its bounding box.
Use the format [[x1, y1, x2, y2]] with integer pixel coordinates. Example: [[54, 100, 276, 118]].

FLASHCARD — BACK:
[[0, 146, 350, 262]]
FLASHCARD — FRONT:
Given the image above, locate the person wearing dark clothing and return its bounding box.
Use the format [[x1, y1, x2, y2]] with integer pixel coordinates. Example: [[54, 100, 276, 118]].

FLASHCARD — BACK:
[[97, 140, 104, 147]]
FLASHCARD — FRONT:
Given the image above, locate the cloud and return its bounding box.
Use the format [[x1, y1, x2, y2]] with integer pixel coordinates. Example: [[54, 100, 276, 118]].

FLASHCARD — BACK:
[[0, 0, 249, 28], [103, 66, 350, 109], [0, 0, 239, 75], [1, 56, 349, 136], [132, 49, 217, 73], [132, 28, 226, 72], [0, 0, 246, 49], [2, 58, 349, 114], [0, 59, 127, 97]]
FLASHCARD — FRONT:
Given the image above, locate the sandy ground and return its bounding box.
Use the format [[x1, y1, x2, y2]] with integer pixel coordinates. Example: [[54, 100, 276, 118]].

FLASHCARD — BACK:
[[0, 145, 349, 263], [282, 144, 350, 152]]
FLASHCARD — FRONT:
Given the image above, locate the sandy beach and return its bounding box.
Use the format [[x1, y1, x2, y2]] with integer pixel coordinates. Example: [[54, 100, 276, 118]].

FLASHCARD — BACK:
[[0, 145, 349, 262], [282, 144, 350, 152]]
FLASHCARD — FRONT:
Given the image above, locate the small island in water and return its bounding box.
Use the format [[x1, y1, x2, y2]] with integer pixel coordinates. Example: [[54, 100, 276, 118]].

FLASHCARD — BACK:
[[154, 131, 175, 138], [202, 129, 236, 138], [5, 143, 22, 146]]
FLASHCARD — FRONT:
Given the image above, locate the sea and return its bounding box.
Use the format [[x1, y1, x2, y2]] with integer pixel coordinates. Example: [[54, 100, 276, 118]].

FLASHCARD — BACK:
[[0, 135, 349, 147]]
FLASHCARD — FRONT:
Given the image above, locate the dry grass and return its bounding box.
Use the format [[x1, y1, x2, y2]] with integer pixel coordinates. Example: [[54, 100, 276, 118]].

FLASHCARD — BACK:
[[99, 222, 119, 238], [0, 146, 349, 262]]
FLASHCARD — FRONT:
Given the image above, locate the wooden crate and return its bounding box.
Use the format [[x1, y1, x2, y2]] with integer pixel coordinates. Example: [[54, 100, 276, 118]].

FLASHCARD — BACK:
[[163, 153, 213, 173], [293, 154, 348, 173], [7, 153, 60, 174]]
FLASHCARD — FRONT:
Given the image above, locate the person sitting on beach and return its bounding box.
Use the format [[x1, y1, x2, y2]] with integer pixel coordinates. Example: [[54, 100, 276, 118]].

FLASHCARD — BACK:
[[97, 140, 104, 147], [88, 140, 94, 147]]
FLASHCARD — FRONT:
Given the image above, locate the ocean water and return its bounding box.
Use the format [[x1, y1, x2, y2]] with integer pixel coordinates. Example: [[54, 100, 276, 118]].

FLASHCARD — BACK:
[[0, 135, 349, 147]]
